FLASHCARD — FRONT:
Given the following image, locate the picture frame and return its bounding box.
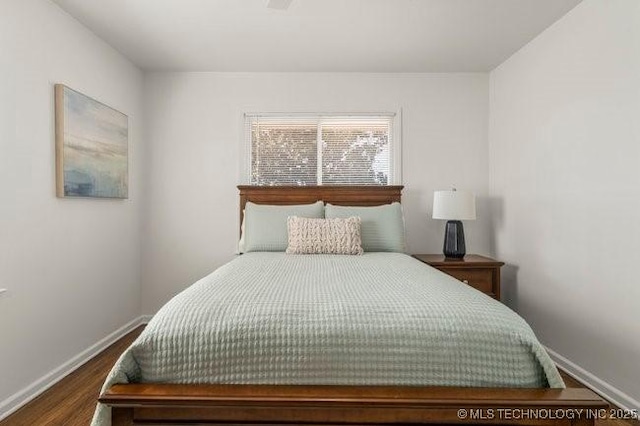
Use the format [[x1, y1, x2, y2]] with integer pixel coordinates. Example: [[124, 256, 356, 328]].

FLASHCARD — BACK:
[[55, 84, 129, 199]]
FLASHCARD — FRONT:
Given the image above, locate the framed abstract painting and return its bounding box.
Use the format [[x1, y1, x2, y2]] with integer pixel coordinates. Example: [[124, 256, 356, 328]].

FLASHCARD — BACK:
[[55, 84, 128, 199]]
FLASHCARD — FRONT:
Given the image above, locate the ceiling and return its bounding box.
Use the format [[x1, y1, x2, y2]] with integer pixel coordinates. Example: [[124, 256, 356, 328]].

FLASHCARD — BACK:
[[52, 0, 582, 72]]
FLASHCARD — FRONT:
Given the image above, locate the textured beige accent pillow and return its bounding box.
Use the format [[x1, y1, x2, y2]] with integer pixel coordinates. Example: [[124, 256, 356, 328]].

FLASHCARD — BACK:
[[286, 216, 364, 255]]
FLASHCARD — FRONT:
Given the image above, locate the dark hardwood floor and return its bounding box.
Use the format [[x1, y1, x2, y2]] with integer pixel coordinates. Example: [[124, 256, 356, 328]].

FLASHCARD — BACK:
[[1, 325, 636, 426], [0, 327, 143, 426]]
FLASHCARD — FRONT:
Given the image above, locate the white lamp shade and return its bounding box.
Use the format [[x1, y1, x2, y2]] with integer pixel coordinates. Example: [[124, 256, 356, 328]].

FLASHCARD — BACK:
[[432, 190, 476, 220]]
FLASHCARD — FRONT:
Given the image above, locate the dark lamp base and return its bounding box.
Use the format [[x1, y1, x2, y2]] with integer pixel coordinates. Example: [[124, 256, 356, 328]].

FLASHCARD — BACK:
[[443, 220, 466, 259]]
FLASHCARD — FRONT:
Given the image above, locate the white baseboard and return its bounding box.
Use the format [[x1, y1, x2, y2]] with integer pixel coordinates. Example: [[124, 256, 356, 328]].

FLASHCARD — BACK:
[[140, 314, 153, 324], [546, 346, 640, 411], [0, 315, 147, 421]]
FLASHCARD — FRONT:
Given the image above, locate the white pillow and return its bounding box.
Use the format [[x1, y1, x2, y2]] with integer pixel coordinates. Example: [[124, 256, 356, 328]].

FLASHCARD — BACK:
[[286, 216, 363, 255]]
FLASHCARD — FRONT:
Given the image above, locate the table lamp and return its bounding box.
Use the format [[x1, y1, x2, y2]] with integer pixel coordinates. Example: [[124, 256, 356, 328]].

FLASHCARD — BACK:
[[432, 189, 476, 259]]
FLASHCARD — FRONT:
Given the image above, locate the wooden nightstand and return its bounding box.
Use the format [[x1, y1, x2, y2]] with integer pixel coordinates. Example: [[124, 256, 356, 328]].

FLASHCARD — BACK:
[[412, 254, 504, 300]]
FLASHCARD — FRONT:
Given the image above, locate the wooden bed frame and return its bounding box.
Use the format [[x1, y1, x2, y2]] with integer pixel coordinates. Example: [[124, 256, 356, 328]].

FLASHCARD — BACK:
[[101, 185, 607, 425]]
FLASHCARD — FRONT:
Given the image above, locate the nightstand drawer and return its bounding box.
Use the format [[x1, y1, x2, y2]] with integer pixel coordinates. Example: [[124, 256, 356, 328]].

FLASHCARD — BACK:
[[439, 268, 494, 295], [411, 254, 503, 300]]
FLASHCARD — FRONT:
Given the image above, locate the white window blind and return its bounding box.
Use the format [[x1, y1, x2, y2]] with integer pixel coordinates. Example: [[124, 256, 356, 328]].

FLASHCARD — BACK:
[[246, 114, 396, 186]]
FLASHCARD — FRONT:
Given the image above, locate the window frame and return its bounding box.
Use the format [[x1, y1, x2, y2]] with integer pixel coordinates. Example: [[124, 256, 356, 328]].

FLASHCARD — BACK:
[[242, 111, 402, 186]]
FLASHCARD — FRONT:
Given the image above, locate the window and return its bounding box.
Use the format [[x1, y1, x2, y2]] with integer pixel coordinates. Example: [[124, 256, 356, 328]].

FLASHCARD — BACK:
[[245, 114, 399, 186]]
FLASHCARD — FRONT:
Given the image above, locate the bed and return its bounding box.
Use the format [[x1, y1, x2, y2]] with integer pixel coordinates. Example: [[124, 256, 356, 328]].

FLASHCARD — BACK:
[[96, 185, 606, 426]]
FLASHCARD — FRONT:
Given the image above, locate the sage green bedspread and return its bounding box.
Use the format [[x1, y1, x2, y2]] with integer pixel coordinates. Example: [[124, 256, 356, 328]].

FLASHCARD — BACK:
[[92, 252, 563, 425]]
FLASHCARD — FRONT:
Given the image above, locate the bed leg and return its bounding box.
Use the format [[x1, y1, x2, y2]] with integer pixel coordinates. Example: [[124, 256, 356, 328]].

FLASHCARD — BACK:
[[112, 407, 134, 426]]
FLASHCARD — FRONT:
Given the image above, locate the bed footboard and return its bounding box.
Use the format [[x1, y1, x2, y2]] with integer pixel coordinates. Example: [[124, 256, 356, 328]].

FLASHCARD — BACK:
[[101, 384, 607, 426]]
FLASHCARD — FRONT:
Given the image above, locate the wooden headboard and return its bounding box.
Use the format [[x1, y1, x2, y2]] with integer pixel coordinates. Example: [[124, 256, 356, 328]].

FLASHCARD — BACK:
[[237, 185, 404, 231]]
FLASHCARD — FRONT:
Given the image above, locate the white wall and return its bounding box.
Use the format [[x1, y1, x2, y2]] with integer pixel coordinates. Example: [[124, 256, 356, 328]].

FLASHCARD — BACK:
[[0, 0, 144, 414], [142, 72, 490, 313], [489, 0, 639, 409]]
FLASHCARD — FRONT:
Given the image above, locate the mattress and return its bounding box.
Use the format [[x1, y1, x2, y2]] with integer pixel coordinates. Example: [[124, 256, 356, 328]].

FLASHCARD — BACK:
[[92, 252, 563, 425]]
